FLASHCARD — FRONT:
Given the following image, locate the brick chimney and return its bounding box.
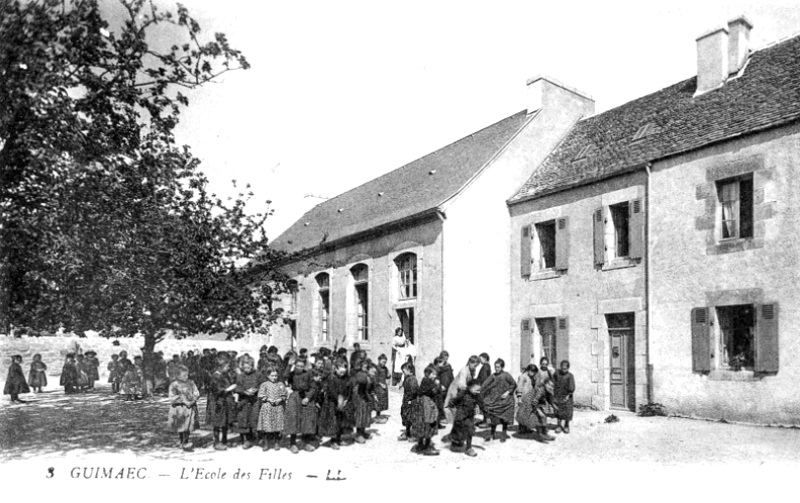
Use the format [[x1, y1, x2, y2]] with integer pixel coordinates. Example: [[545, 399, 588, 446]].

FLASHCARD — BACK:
[[727, 16, 753, 75], [695, 26, 729, 96]]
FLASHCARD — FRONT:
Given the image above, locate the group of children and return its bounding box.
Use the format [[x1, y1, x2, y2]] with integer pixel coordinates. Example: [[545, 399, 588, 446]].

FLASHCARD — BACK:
[[3, 351, 79, 403], [168, 345, 392, 453], [4, 343, 577, 461], [60, 351, 101, 394], [399, 351, 576, 457]]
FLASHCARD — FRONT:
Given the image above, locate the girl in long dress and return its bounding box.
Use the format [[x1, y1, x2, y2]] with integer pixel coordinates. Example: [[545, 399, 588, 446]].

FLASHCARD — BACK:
[[27, 354, 47, 393], [412, 365, 441, 456], [167, 365, 200, 451], [554, 360, 576, 434], [257, 367, 288, 451], [480, 358, 517, 442]]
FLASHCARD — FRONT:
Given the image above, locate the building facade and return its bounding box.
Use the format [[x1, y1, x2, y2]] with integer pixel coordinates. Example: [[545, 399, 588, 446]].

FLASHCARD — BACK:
[[509, 17, 800, 423], [270, 77, 594, 370]]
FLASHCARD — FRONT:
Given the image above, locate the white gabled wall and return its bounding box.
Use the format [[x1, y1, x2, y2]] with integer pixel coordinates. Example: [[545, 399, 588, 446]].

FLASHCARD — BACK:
[[440, 79, 594, 370]]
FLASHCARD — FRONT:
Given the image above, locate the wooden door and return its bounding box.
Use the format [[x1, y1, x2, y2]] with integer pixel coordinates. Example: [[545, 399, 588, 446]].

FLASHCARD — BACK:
[[608, 313, 635, 411]]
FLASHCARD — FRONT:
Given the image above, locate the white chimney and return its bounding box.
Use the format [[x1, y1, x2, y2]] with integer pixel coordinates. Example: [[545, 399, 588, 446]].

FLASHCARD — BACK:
[[525, 75, 594, 116], [728, 15, 753, 75], [695, 26, 729, 96]]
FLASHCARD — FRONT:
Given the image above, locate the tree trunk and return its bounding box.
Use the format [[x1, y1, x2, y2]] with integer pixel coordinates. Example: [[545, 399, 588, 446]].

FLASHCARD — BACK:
[[142, 332, 157, 397]]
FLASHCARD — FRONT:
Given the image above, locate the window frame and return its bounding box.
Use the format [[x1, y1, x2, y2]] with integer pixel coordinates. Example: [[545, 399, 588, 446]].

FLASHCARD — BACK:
[[716, 174, 754, 242], [609, 202, 630, 259], [395, 253, 418, 300], [351, 264, 369, 342], [315, 273, 331, 343], [533, 220, 557, 272]]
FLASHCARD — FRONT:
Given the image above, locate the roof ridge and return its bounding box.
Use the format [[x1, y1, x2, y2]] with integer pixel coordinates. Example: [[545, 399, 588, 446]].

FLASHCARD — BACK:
[[510, 32, 800, 203], [302, 109, 528, 212]]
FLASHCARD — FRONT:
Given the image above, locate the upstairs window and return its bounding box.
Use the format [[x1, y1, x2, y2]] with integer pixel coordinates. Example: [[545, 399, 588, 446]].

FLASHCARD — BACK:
[[316, 273, 330, 342], [609, 202, 630, 258], [396, 253, 417, 299], [717, 175, 753, 240], [535, 221, 556, 270], [521, 217, 569, 277], [594, 198, 644, 267], [351, 264, 369, 341]]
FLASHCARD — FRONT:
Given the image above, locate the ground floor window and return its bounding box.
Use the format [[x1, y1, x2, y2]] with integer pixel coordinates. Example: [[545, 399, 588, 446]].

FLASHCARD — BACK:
[[716, 304, 755, 370], [355, 283, 368, 341], [536, 317, 556, 364]]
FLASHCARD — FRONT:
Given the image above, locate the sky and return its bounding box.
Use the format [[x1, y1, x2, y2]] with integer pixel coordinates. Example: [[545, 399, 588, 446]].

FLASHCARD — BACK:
[[158, 0, 800, 240]]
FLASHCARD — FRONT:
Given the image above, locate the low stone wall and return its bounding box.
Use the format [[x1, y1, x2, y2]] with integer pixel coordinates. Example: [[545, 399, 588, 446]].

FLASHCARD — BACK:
[[1, 334, 271, 388]]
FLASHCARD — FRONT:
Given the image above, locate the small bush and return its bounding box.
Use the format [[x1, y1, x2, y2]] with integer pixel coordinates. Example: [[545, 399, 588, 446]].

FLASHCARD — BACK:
[[604, 414, 619, 423], [638, 402, 667, 417]]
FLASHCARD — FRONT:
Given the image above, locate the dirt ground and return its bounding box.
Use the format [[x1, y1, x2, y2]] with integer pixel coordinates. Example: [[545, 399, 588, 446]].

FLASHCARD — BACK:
[[2, 382, 799, 466]]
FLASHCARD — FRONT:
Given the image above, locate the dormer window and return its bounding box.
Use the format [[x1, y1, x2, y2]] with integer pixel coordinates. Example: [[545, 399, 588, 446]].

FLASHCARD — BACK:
[[573, 145, 593, 161], [631, 123, 654, 142]]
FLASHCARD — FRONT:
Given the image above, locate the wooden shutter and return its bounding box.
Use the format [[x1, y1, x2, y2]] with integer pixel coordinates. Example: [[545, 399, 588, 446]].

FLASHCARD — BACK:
[[521, 225, 531, 277], [593, 208, 605, 266], [756, 303, 779, 373], [555, 217, 569, 271], [556, 316, 569, 365], [691, 307, 711, 373], [520, 319, 532, 371], [629, 198, 645, 260]]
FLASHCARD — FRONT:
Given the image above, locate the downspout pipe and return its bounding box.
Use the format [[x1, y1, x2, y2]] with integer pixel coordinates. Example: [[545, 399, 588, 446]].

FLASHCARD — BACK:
[[645, 162, 653, 403]]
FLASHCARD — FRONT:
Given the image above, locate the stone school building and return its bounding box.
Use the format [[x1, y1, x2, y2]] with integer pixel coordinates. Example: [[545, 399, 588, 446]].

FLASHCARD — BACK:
[[509, 17, 800, 424], [271, 17, 800, 424], [270, 76, 594, 370]]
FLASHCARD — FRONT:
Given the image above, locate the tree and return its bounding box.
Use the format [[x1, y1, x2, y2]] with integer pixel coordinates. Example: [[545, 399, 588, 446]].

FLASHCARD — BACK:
[[0, 0, 293, 387]]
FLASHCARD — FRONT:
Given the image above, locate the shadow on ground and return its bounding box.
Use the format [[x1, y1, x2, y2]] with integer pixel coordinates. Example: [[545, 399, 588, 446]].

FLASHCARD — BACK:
[[0, 386, 214, 461]]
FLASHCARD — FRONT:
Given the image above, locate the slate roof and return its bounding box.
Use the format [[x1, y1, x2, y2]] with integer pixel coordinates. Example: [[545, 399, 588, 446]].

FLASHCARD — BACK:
[[272, 110, 530, 253], [509, 33, 800, 203]]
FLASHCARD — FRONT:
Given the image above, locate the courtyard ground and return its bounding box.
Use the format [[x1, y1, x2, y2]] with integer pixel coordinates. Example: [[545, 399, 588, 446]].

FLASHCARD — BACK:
[[2, 382, 799, 464], [1, 383, 798, 500]]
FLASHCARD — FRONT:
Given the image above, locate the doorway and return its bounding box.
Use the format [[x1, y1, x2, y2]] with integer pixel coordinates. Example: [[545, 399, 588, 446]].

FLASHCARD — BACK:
[[397, 308, 415, 344], [607, 312, 635, 411]]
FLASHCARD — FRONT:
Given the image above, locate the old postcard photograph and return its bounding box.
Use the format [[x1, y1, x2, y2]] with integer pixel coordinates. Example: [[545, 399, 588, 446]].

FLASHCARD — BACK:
[[1, 0, 799, 500]]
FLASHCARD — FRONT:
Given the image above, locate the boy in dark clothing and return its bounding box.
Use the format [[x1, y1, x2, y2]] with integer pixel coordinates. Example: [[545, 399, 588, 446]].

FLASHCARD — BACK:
[[448, 379, 482, 457]]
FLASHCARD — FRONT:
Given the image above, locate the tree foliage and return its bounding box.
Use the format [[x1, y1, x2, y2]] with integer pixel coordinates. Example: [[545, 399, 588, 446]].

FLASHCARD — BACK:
[[0, 0, 292, 366]]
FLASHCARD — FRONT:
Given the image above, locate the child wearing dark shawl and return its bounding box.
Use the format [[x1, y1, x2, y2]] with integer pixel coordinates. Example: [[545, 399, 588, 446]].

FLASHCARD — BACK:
[[4, 355, 30, 403], [480, 358, 517, 442], [554, 360, 576, 434], [373, 354, 390, 420], [412, 364, 441, 456], [351, 357, 374, 444], [235, 355, 262, 449], [206, 354, 237, 450], [397, 362, 417, 442], [85, 351, 100, 390], [107, 354, 121, 392], [27, 353, 47, 392], [60, 353, 79, 394], [448, 379, 482, 456], [284, 357, 319, 453], [318, 359, 351, 450]]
